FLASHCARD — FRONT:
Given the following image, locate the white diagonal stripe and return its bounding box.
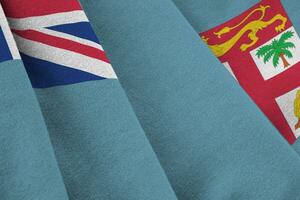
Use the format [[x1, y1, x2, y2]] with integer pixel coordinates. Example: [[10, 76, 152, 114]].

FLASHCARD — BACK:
[[13, 34, 117, 79], [37, 27, 103, 51], [7, 10, 88, 30]]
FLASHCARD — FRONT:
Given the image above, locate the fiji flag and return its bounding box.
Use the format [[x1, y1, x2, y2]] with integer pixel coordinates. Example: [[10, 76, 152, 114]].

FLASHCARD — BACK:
[[0, 5, 19, 62], [2, 0, 117, 88]]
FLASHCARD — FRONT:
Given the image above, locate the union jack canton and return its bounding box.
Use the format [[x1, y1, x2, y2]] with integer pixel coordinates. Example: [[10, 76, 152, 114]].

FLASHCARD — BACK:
[[2, 0, 117, 88]]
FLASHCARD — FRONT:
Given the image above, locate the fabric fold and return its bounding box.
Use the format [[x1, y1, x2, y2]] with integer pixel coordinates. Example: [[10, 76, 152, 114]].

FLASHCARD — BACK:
[[173, 0, 300, 155], [81, 0, 300, 199], [1, 1, 178, 199], [0, 3, 69, 199]]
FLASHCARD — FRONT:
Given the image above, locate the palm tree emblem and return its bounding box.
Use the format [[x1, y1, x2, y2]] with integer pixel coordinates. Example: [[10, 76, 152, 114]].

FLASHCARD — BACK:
[[256, 31, 295, 68]]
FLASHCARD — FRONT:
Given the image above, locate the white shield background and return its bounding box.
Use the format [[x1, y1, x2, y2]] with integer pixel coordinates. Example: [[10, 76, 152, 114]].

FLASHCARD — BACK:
[[250, 27, 300, 80], [276, 86, 300, 138], [223, 62, 237, 80]]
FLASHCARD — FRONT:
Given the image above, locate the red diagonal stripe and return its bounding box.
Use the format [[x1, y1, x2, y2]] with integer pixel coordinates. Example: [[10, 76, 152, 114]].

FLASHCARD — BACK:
[[1, 0, 82, 18], [12, 29, 110, 64]]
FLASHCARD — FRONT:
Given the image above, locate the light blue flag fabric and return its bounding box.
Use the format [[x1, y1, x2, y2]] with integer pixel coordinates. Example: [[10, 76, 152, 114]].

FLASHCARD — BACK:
[[172, 0, 300, 155], [0, 1, 178, 199], [81, 0, 300, 199], [0, 5, 69, 200]]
